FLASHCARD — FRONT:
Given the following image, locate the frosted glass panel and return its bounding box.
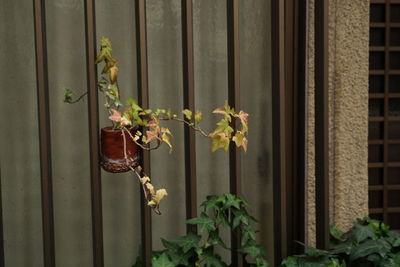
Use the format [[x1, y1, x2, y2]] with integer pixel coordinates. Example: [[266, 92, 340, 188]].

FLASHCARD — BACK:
[[0, 0, 273, 265], [0, 0, 44, 266]]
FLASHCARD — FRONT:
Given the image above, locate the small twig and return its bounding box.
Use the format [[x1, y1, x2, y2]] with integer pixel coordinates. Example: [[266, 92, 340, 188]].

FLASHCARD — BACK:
[[159, 116, 210, 137], [122, 126, 162, 151], [65, 92, 88, 104]]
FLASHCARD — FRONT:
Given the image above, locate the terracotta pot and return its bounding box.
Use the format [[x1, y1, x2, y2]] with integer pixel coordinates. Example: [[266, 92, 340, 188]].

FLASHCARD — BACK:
[[100, 126, 140, 173]]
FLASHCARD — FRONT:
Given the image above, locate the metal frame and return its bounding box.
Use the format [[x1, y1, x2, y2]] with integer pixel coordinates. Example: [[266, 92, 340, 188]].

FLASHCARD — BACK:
[[315, 0, 330, 250], [368, 0, 400, 229], [29, 0, 312, 265], [272, 0, 308, 261], [33, 0, 56, 265], [181, 0, 198, 235]]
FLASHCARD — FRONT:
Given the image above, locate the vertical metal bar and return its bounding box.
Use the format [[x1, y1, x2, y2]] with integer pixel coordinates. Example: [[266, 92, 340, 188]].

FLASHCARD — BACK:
[[83, 0, 104, 266], [383, 0, 390, 224], [315, 0, 330, 249], [135, 1, 152, 266], [32, 0, 56, 265], [227, 0, 242, 266], [271, 0, 287, 261], [292, 0, 307, 255], [181, 0, 197, 234], [0, 165, 5, 266]]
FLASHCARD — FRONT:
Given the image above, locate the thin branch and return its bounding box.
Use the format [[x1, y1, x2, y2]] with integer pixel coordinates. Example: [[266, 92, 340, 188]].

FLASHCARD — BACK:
[[159, 116, 210, 137], [65, 91, 88, 104], [122, 126, 162, 151]]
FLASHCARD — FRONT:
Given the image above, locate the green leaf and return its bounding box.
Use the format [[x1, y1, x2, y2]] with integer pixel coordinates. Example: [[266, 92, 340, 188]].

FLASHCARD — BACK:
[[224, 193, 241, 209], [387, 231, 400, 247], [186, 212, 215, 232], [239, 244, 266, 259], [183, 109, 192, 120], [64, 88, 74, 102], [172, 232, 201, 253], [203, 247, 228, 267], [347, 224, 376, 243], [349, 239, 391, 261], [161, 238, 179, 251], [209, 229, 228, 249], [152, 253, 174, 267], [195, 111, 203, 123], [201, 195, 220, 211]]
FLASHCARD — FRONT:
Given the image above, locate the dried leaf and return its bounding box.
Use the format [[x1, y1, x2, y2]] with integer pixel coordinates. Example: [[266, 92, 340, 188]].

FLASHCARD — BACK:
[[109, 65, 118, 84], [140, 176, 150, 184], [146, 183, 155, 196]]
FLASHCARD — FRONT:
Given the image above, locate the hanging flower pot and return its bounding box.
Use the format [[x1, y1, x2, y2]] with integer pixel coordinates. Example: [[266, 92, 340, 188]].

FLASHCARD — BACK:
[[100, 126, 140, 173]]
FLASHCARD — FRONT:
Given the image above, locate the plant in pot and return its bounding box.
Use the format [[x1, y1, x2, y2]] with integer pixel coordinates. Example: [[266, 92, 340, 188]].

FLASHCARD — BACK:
[[64, 37, 249, 214]]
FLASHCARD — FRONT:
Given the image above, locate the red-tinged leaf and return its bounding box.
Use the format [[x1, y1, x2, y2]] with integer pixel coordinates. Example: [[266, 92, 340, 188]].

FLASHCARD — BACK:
[[235, 110, 249, 124], [146, 130, 160, 144], [212, 107, 226, 115], [109, 109, 122, 122]]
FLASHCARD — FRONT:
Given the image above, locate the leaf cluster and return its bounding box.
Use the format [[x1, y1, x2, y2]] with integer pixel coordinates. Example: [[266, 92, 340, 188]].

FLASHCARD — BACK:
[[133, 194, 268, 267], [281, 216, 400, 267]]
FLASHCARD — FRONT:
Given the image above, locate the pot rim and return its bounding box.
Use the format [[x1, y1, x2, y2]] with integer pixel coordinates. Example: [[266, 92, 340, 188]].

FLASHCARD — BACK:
[[101, 125, 138, 133]]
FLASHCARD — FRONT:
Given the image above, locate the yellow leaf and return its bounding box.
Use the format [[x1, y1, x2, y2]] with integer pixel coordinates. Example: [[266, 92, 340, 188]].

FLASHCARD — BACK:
[[148, 189, 168, 207], [154, 189, 168, 204], [182, 109, 192, 120], [109, 65, 118, 84], [232, 132, 248, 152], [146, 183, 155, 196], [121, 114, 132, 126], [162, 132, 173, 153], [194, 111, 203, 123], [140, 176, 150, 184], [210, 132, 230, 152]]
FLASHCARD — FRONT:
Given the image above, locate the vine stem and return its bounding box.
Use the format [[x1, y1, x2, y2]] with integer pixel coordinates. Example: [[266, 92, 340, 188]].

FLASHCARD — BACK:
[[159, 116, 210, 137], [121, 129, 162, 215], [122, 126, 161, 151], [65, 91, 88, 104]]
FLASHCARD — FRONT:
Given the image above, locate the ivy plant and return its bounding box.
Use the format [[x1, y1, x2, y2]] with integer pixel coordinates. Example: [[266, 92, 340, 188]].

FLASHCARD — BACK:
[[132, 193, 268, 267], [64, 37, 249, 214], [281, 216, 400, 267]]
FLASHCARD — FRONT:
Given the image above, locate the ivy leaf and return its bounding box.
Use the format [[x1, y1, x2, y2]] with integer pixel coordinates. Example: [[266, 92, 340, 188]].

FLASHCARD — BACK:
[[195, 111, 203, 123], [109, 109, 122, 122], [109, 65, 118, 84], [186, 212, 215, 232], [182, 109, 192, 120], [201, 195, 220, 211], [232, 131, 248, 152], [349, 224, 376, 243], [203, 247, 228, 267], [100, 36, 112, 48], [349, 239, 391, 261], [210, 132, 230, 152], [161, 238, 179, 251], [209, 229, 228, 249], [148, 189, 168, 208], [161, 128, 173, 153], [64, 88, 74, 102], [152, 253, 174, 267], [330, 224, 346, 242], [172, 232, 201, 253], [224, 193, 242, 209], [239, 244, 266, 259]]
